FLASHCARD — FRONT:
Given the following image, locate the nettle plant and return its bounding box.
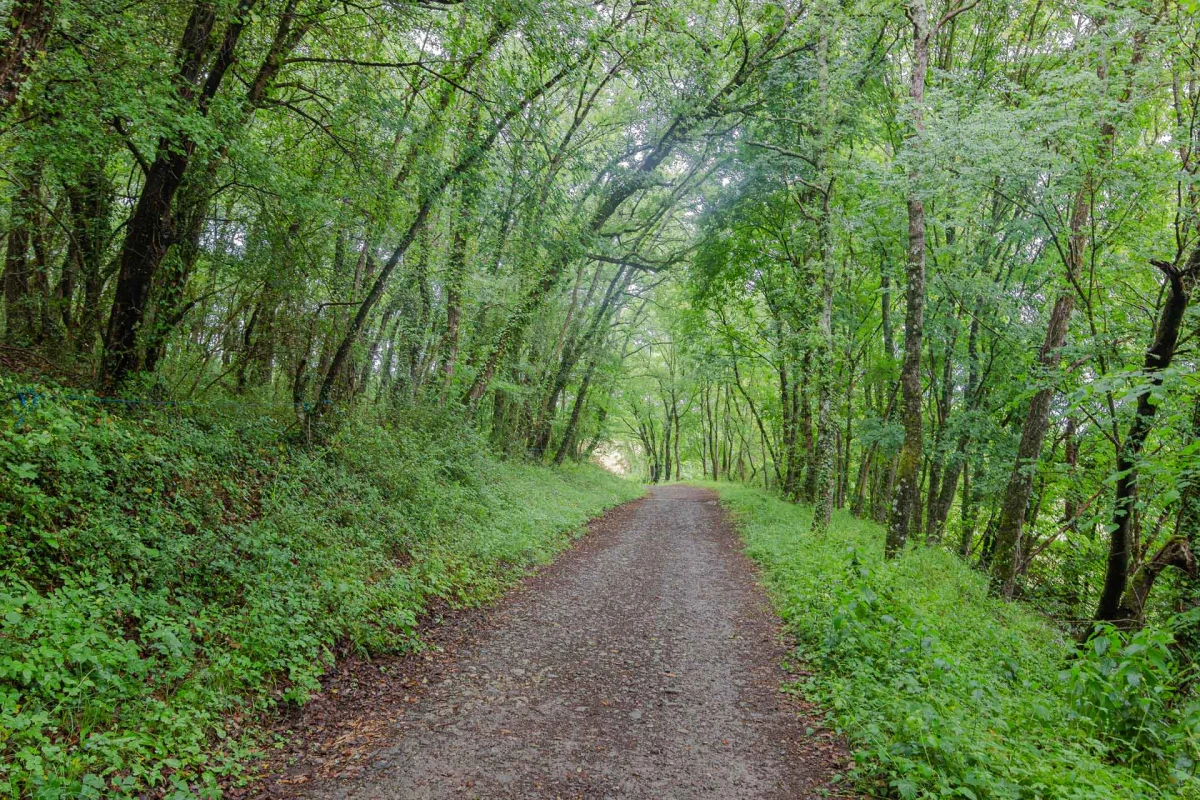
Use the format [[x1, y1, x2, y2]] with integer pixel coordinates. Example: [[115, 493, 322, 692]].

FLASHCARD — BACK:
[[1065, 624, 1200, 780]]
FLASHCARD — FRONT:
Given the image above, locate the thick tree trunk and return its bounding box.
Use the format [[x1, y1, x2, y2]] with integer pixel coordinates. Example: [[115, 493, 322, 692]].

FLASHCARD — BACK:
[[811, 338, 839, 508], [887, 1, 931, 558], [988, 293, 1074, 594], [102, 148, 192, 387]]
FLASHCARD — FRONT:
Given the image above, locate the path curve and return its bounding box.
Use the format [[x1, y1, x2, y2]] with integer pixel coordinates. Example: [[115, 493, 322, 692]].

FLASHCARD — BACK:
[[291, 485, 844, 799]]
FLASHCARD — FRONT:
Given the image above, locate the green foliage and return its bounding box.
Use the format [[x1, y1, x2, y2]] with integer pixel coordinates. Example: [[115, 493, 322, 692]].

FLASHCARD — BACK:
[[0, 379, 640, 798], [1064, 625, 1200, 775], [713, 483, 1200, 800]]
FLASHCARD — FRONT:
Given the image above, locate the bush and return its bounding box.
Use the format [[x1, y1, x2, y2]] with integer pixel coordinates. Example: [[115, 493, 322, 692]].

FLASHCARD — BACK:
[[0, 379, 640, 798], [712, 483, 1200, 800]]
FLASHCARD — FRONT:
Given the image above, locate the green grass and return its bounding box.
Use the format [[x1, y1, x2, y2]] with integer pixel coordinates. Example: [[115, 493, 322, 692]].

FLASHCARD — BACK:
[[0, 378, 642, 799], [709, 482, 1200, 800]]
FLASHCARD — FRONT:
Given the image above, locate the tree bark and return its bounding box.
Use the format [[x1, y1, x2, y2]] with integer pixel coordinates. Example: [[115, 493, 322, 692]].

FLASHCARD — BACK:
[[990, 189, 1086, 594], [0, 0, 55, 111], [887, 0, 931, 558], [3, 163, 39, 344], [552, 355, 598, 466], [1094, 253, 1198, 623], [64, 163, 112, 353], [1114, 538, 1196, 630], [810, 12, 836, 534], [100, 0, 255, 390]]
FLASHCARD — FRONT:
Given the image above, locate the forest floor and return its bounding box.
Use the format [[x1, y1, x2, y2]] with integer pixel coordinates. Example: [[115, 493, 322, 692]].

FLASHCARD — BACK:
[[239, 485, 850, 799]]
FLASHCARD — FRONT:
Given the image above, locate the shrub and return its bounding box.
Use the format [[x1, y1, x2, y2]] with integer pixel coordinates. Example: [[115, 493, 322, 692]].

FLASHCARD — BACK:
[[1, 378, 640, 798], [712, 482, 1200, 800]]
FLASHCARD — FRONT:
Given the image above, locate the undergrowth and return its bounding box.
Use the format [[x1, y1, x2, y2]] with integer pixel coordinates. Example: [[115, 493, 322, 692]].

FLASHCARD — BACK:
[[712, 482, 1200, 800], [0, 377, 641, 798]]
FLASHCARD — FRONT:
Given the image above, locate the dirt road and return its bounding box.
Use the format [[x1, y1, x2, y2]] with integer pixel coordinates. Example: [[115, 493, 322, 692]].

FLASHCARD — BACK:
[[283, 485, 844, 799]]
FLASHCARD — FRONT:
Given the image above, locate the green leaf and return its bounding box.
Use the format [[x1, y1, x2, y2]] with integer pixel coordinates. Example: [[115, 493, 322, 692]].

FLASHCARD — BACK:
[[7, 462, 37, 481]]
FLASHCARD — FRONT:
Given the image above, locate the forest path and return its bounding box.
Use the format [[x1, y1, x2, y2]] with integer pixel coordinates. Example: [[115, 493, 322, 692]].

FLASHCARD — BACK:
[[272, 485, 847, 799]]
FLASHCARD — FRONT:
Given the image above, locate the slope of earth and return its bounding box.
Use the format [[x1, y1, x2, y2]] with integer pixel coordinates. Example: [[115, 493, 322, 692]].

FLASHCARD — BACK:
[[274, 485, 849, 799], [0, 381, 641, 798]]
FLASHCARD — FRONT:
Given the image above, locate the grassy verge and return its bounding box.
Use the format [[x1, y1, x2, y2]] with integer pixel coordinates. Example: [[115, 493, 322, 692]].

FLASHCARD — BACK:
[[709, 482, 1200, 800], [0, 379, 641, 799]]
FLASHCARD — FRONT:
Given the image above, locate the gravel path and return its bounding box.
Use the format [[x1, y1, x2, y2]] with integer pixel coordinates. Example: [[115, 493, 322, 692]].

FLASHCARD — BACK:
[[288, 485, 845, 799]]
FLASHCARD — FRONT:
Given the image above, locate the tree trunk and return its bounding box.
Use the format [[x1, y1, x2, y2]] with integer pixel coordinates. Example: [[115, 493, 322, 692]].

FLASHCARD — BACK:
[[3, 163, 39, 344], [100, 0, 255, 390], [1094, 254, 1198, 624], [0, 0, 55, 111], [800, 356, 817, 501], [530, 266, 628, 458], [552, 356, 598, 466], [810, 14, 836, 534], [1062, 415, 1080, 531], [1114, 538, 1196, 630], [924, 318, 956, 541], [674, 403, 682, 480], [779, 358, 796, 495], [65, 163, 113, 354], [887, 1, 931, 558], [959, 459, 974, 556], [437, 105, 483, 397], [928, 307, 981, 542], [990, 188, 1086, 594]]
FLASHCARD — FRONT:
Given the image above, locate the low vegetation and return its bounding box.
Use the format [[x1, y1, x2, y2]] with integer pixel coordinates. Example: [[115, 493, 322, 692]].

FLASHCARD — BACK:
[[0, 378, 640, 799], [714, 483, 1200, 800], [3, 0, 1199, 796]]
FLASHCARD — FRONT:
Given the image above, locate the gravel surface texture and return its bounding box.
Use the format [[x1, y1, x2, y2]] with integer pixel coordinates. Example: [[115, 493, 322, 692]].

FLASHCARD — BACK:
[[268, 485, 847, 799]]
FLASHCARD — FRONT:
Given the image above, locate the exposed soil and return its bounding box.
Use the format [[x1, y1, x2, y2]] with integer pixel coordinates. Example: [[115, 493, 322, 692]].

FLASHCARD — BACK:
[[242, 485, 850, 799]]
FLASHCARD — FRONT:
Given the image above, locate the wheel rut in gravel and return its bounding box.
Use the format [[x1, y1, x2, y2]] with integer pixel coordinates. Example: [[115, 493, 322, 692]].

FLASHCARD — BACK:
[[287, 484, 847, 799]]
